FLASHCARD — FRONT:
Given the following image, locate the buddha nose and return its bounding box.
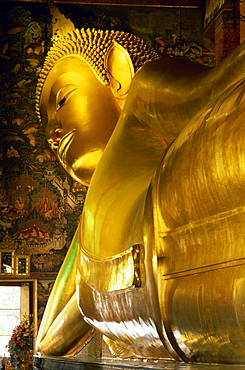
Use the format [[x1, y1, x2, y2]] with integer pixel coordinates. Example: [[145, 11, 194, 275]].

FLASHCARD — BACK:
[[46, 124, 64, 151]]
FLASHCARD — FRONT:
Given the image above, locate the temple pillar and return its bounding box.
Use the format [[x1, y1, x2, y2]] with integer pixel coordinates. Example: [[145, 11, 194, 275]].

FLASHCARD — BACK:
[[203, 1, 241, 65], [215, 4, 240, 64], [240, 1, 245, 42]]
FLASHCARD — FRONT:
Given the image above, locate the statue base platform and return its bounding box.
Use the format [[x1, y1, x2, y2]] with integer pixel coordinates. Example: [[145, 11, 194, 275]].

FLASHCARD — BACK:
[[33, 356, 243, 370], [33, 331, 241, 370]]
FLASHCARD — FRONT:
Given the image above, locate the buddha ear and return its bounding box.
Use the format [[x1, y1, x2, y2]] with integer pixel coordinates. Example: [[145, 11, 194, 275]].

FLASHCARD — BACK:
[[105, 41, 135, 108]]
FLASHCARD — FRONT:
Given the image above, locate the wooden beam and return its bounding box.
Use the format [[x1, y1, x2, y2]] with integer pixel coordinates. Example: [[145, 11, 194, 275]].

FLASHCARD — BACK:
[[0, 0, 203, 8]]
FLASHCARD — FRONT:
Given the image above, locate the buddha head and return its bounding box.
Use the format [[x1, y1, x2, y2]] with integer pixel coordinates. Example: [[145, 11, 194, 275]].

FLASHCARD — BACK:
[[36, 28, 159, 186]]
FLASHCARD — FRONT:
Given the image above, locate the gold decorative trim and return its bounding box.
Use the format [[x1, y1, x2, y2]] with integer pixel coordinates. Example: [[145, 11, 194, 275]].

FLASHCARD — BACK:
[[0, 234, 31, 277], [15, 255, 31, 276]]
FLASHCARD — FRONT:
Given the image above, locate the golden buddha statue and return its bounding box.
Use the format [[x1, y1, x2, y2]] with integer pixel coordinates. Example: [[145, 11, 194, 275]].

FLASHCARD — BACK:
[[36, 28, 245, 364]]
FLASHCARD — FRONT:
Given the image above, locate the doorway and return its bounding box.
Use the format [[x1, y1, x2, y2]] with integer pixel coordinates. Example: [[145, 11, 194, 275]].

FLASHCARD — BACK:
[[0, 280, 37, 357]]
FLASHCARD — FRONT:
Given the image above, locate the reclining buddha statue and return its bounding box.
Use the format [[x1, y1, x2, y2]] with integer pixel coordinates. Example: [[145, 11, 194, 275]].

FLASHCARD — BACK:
[[36, 27, 245, 364]]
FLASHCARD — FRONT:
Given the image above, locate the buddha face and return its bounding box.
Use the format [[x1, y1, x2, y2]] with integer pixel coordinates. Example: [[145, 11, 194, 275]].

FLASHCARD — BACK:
[[40, 55, 121, 186]]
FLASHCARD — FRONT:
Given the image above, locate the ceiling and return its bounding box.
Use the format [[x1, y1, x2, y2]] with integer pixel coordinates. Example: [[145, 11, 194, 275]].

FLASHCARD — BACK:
[[1, 0, 203, 8]]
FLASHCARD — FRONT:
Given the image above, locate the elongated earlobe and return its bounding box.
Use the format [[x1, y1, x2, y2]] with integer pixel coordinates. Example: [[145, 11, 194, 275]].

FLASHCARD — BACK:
[[105, 41, 134, 109]]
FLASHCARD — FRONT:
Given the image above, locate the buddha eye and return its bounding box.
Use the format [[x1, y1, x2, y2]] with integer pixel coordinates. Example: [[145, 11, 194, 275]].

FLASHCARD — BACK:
[[58, 97, 66, 107], [56, 84, 78, 111]]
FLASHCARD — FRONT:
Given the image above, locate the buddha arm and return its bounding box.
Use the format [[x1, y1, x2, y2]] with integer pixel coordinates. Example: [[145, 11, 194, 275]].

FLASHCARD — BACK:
[[37, 292, 93, 356], [36, 229, 93, 355]]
